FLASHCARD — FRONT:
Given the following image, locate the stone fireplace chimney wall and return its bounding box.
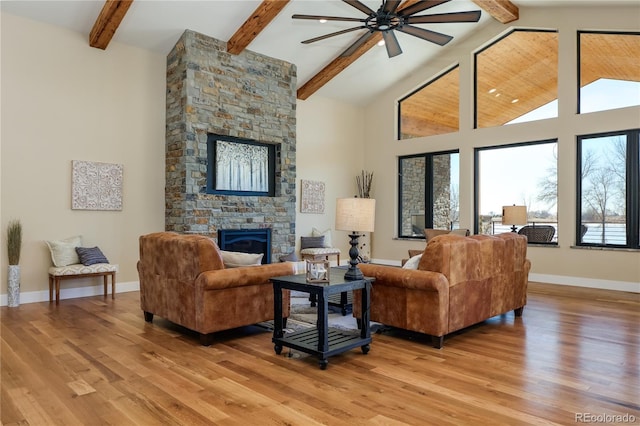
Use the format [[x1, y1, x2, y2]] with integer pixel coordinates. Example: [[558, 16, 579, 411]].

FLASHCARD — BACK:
[[165, 30, 297, 258]]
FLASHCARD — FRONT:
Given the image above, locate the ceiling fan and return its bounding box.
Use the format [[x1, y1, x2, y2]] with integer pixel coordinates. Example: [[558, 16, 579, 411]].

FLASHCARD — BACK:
[[292, 0, 481, 58]]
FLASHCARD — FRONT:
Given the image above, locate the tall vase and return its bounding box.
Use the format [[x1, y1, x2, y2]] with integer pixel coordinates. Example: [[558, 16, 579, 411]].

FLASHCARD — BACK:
[[7, 265, 20, 307]]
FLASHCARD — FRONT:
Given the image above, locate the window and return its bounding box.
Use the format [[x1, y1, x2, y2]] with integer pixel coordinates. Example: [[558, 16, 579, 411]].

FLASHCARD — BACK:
[[398, 151, 459, 238], [578, 31, 640, 114], [475, 140, 558, 242], [398, 66, 459, 139], [475, 29, 558, 128], [577, 130, 640, 248]]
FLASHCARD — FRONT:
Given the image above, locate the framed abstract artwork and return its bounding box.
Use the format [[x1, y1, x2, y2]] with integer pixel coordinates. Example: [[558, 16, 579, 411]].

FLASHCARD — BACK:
[[300, 180, 325, 214], [72, 160, 123, 211], [206, 134, 276, 197]]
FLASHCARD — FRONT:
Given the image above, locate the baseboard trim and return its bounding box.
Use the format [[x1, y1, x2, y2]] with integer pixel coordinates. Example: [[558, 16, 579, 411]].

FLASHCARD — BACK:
[[528, 273, 639, 293], [1, 281, 140, 306], [370, 258, 639, 293]]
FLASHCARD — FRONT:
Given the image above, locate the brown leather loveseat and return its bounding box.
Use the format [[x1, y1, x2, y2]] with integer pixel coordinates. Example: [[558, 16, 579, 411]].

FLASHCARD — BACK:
[[355, 233, 530, 348], [137, 232, 295, 345]]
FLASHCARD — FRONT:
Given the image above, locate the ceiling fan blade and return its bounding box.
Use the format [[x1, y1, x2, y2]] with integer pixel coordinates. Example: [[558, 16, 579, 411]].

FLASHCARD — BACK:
[[301, 26, 367, 44], [383, 0, 402, 14], [396, 25, 453, 46], [406, 10, 482, 24], [292, 14, 366, 23], [399, 0, 451, 17], [343, 0, 376, 16], [340, 30, 375, 56], [382, 30, 403, 57]]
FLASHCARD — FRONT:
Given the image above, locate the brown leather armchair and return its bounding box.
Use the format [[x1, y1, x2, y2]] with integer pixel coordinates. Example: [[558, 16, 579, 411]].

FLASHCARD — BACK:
[[137, 232, 295, 345], [355, 233, 530, 348]]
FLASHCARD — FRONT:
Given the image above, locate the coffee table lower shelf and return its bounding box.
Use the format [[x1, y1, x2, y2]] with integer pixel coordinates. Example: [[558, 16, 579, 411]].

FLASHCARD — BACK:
[[273, 327, 371, 370]]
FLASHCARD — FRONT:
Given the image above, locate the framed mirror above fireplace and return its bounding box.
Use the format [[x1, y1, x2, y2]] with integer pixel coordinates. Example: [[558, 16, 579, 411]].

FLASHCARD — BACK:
[[207, 134, 276, 197]]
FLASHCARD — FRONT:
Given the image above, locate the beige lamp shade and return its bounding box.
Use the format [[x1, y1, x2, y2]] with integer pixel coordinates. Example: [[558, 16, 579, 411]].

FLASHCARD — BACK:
[[335, 198, 376, 232], [502, 205, 527, 225]]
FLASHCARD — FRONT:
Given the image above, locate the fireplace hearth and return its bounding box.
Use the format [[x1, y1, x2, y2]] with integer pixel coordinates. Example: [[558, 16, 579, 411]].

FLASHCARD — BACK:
[[218, 229, 272, 264]]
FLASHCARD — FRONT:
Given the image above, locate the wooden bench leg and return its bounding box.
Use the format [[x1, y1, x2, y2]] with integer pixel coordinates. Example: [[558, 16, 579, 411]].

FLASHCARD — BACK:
[[111, 272, 116, 299], [103, 275, 108, 297], [55, 278, 61, 305]]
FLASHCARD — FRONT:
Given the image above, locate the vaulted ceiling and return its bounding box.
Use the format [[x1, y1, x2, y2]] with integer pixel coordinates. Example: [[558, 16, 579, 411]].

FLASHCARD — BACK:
[[1, 0, 636, 106]]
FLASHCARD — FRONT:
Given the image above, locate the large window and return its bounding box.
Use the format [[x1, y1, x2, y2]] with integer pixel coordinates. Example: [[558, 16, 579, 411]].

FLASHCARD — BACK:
[[475, 141, 558, 242], [398, 151, 459, 238], [475, 29, 558, 128], [577, 130, 639, 248], [398, 66, 459, 139], [578, 31, 640, 114]]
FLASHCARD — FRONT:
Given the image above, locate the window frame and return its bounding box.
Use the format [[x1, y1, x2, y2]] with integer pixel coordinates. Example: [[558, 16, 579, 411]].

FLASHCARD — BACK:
[[576, 129, 640, 249], [397, 149, 459, 239], [397, 64, 459, 140], [474, 28, 558, 129], [474, 139, 559, 243], [577, 30, 640, 115]]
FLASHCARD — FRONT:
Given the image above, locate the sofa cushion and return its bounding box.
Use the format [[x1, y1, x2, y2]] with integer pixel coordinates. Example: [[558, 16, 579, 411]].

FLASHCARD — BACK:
[[311, 227, 333, 248], [45, 235, 83, 267], [220, 250, 264, 268], [402, 253, 423, 270], [301, 236, 325, 249], [75, 246, 109, 266]]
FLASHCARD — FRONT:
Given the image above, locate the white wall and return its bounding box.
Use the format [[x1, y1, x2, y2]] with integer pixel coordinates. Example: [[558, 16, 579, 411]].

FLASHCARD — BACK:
[[295, 96, 366, 258], [363, 5, 640, 292], [1, 13, 166, 303]]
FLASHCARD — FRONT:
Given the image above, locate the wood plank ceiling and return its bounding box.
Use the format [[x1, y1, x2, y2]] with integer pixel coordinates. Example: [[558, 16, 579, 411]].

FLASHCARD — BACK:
[[88, 0, 518, 99]]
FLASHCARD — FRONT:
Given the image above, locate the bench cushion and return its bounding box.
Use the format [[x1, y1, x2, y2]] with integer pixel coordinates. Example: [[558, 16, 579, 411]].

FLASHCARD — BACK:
[[300, 248, 341, 256], [49, 263, 118, 276]]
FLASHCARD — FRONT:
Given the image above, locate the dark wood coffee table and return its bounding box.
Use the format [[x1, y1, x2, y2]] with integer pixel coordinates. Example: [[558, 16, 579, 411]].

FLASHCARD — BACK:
[[271, 267, 372, 370]]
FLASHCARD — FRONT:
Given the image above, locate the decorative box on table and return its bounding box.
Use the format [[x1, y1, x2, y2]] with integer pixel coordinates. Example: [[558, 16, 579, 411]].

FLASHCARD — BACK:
[[305, 259, 330, 283]]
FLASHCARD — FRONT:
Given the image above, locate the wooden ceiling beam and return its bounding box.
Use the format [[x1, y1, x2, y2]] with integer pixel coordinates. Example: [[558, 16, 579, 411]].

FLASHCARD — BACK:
[[297, 0, 422, 101], [227, 0, 291, 55], [471, 0, 519, 24], [89, 0, 133, 50]]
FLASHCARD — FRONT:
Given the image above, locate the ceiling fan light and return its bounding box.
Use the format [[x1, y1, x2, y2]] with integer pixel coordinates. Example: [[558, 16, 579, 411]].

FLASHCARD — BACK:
[[319, 18, 327, 23], [377, 39, 386, 46]]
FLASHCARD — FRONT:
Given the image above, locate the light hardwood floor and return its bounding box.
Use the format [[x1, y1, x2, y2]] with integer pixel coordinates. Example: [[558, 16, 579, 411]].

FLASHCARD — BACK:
[[1, 283, 639, 425]]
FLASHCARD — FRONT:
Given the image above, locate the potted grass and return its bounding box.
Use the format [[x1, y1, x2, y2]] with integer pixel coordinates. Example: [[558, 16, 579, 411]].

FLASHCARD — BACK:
[[7, 220, 22, 307]]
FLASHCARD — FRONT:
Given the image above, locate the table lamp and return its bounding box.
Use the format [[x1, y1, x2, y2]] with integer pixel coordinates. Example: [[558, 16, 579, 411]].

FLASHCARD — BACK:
[[502, 205, 527, 232], [335, 198, 376, 280]]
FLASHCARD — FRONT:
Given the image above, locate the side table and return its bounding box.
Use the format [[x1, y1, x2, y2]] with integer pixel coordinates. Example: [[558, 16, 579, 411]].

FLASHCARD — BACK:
[[271, 267, 372, 370]]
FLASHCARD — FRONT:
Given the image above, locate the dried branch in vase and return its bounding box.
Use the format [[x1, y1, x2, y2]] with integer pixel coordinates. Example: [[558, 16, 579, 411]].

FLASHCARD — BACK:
[[356, 170, 373, 199]]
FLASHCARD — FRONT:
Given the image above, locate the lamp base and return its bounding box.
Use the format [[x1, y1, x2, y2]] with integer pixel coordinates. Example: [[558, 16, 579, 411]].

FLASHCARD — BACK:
[[344, 232, 364, 281]]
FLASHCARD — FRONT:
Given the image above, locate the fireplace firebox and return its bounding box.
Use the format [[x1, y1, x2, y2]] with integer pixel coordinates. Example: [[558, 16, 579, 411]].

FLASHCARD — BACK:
[[217, 229, 272, 264]]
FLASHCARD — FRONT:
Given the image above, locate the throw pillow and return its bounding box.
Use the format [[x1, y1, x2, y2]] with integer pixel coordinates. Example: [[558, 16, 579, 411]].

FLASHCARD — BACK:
[[402, 253, 423, 270], [300, 236, 325, 249], [279, 251, 298, 262], [45, 235, 82, 267], [75, 246, 109, 266], [220, 250, 264, 268], [311, 227, 333, 248]]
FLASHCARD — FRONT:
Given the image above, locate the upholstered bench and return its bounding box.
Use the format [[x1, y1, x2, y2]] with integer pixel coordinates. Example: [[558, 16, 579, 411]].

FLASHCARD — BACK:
[[300, 247, 341, 265], [48, 263, 117, 304]]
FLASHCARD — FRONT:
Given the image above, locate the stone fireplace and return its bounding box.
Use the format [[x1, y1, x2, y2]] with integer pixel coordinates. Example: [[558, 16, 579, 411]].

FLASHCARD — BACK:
[[165, 30, 297, 260]]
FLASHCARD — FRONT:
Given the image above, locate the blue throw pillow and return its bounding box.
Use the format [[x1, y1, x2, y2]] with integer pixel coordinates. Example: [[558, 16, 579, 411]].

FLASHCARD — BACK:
[[75, 246, 109, 266]]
